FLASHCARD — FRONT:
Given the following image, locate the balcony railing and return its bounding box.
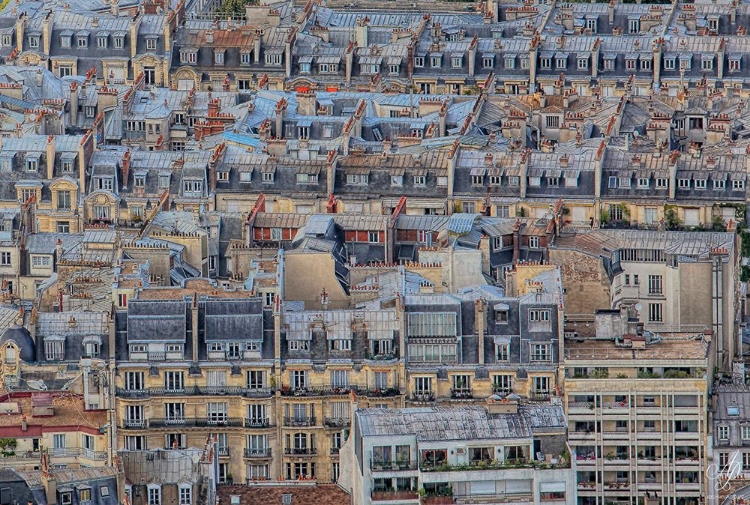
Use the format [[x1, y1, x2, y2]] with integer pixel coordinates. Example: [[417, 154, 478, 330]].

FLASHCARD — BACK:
[[123, 419, 146, 429], [244, 418, 271, 428], [47, 448, 107, 460], [284, 447, 317, 456], [330, 447, 340, 455], [410, 392, 435, 402], [530, 391, 551, 401], [284, 416, 316, 427], [244, 448, 272, 458], [217, 447, 230, 457], [324, 417, 351, 428], [450, 389, 473, 399], [149, 417, 244, 428], [280, 386, 357, 397], [371, 459, 417, 471], [116, 386, 274, 398], [371, 490, 419, 502]]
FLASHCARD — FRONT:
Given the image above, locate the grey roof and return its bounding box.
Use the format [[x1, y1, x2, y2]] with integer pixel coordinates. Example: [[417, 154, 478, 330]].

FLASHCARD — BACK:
[[715, 384, 750, 422], [126, 300, 187, 342], [356, 405, 565, 441], [203, 299, 264, 341]]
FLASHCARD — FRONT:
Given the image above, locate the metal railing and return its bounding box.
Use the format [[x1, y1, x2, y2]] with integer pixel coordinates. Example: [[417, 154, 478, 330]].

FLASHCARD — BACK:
[[371, 459, 417, 471], [116, 386, 274, 398], [244, 418, 271, 428], [149, 417, 244, 428], [244, 448, 272, 458], [284, 447, 317, 456], [284, 416, 316, 427], [324, 417, 351, 428]]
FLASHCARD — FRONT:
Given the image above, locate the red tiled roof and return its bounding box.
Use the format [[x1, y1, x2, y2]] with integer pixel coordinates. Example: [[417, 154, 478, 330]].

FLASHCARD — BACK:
[[217, 484, 350, 505]]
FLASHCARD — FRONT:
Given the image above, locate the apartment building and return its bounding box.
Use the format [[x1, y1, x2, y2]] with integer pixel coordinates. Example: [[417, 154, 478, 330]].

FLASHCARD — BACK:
[[564, 312, 713, 505], [341, 403, 575, 505], [711, 383, 750, 505], [552, 229, 739, 371]]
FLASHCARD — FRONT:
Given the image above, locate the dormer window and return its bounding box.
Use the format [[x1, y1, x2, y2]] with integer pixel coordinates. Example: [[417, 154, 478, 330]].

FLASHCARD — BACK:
[[61, 33, 72, 48], [729, 57, 741, 72], [713, 178, 726, 190], [95, 177, 113, 191], [414, 56, 424, 68], [262, 171, 275, 183], [540, 57, 551, 70], [471, 175, 484, 186], [556, 56, 567, 69], [701, 56, 714, 71], [241, 51, 252, 65], [77, 34, 89, 48], [346, 174, 369, 185], [504, 57, 515, 69], [158, 174, 170, 189], [146, 37, 157, 51], [180, 50, 197, 64], [430, 55, 442, 68], [391, 175, 403, 186], [679, 56, 692, 70], [603, 55, 615, 71], [26, 154, 40, 172], [451, 55, 463, 68], [520, 58, 530, 70], [28, 36, 39, 48], [134, 175, 145, 187], [97, 35, 108, 49], [482, 55, 494, 69], [182, 180, 203, 196], [708, 17, 719, 31], [664, 58, 676, 71], [0, 34, 11, 47], [577, 56, 588, 70], [625, 57, 637, 71], [638, 178, 650, 189], [628, 18, 640, 34], [1, 154, 13, 172], [413, 175, 426, 186], [586, 17, 597, 33], [640, 58, 652, 71], [655, 178, 668, 189], [114, 35, 124, 49], [296, 173, 318, 184], [265, 52, 282, 66], [389, 64, 399, 75], [215, 49, 225, 65], [695, 179, 707, 190]]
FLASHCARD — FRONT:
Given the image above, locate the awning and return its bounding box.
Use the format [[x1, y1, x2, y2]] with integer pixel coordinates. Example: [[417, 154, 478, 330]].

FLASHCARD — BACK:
[[317, 55, 340, 64], [298, 55, 314, 64], [296, 119, 313, 127]]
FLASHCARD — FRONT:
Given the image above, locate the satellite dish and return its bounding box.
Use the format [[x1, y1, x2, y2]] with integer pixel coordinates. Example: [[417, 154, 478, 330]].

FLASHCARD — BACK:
[[634, 303, 643, 311]]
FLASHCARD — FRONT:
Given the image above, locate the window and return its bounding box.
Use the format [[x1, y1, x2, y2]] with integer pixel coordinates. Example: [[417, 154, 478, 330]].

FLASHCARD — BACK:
[[215, 50, 225, 65], [57, 221, 70, 233], [528, 309, 551, 331], [289, 340, 309, 351], [148, 487, 161, 505], [374, 371, 388, 389], [61, 35, 72, 48], [520, 58, 530, 69], [291, 370, 308, 389], [331, 370, 350, 388], [493, 374, 512, 392], [648, 303, 663, 322], [546, 116, 560, 129], [54, 434, 66, 449], [26, 157, 38, 172], [641, 59, 652, 71], [637, 178, 650, 189], [742, 426, 750, 441], [414, 56, 424, 67], [77, 36, 88, 48], [45, 338, 65, 361], [124, 371, 143, 390], [529, 236, 540, 249], [451, 56, 462, 68], [0, 252, 11, 266], [629, 19, 640, 33], [603, 58, 615, 71], [179, 487, 191, 505], [430, 55, 442, 68], [577, 57, 588, 70], [695, 179, 707, 190], [114, 36, 123, 49], [531, 344, 551, 361], [533, 376, 550, 394], [625, 58, 636, 71], [97, 36, 107, 49], [734, 180, 745, 190], [556, 57, 567, 69], [413, 175, 426, 186], [702, 58, 713, 71], [680, 57, 692, 70], [181, 51, 197, 64], [547, 176, 559, 187], [482, 56, 493, 68], [540, 57, 551, 69], [414, 376, 432, 393], [247, 370, 265, 389], [496, 343, 509, 361], [205, 403, 228, 425], [29, 36, 39, 48], [648, 275, 663, 295], [164, 371, 184, 391], [714, 179, 726, 190], [664, 58, 675, 71], [730, 58, 741, 72], [633, 274, 639, 285], [655, 178, 668, 189], [32, 255, 52, 268], [96, 177, 113, 191]]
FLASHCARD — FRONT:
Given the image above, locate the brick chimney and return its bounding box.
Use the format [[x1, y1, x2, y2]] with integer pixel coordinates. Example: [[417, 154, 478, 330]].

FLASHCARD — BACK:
[[512, 219, 521, 264], [46, 135, 55, 179], [41, 453, 57, 505], [207, 97, 220, 118], [121, 148, 131, 189]]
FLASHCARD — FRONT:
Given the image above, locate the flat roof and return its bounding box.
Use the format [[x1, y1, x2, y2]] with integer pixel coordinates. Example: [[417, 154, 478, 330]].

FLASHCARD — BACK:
[[564, 335, 709, 361]]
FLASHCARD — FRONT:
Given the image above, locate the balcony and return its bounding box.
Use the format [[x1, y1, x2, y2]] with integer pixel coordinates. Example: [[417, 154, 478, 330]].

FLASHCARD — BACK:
[[148, 417, 244, 428], [245, 418, 271, 428], [330, 447, 340, 455], [217, 447, 230, 457], [284, 447, 317, 456], [324, 417, 351, 428], [48, 448, 107, 460], [530, 391, 551, 401], [244, 448, 272, 459], [116, 386, 274, 398], [371, 459, 418, 472], [363, 388, 401, 398], [284, 416, 316, 427], [123, 419, 146, 429], [371, 490, 419, 502], [450, 389, 473, 400], [410, 392, 435, 402], [280, 386, 357, 397]]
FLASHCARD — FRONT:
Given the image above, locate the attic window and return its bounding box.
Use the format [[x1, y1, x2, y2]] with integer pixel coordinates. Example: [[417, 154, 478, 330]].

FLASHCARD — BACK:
[[451, 56, 462, 68], [430, 55, 442, 68], [158, 174, 170, 189], [482, 56, 494, 69], [134, 175, 145, 187], [728, 406, 740, 416], [26, 154, 40, 172], [114, 36, 124, 49], [729, 58, 741, 72], [97, 35, 108, 49], [504, 57, 515, 70], [180, 50, 197, 64], [577, 57, 588, 70], [215, 50, 225, 65], [664, 58, 675, 71], [77, 35, 88, 48], [146, 37, 157, 51], [28, 36, 39, 48], [679, 56, 691, 70], [282, 495, 292, 505], [61, 34, 72, 48], [60, 493, 72, 505]]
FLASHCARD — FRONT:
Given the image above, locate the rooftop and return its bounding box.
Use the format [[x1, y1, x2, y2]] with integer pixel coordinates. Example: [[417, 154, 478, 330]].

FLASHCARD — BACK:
[[0, 394, 106, 433], [217, 484, 350, 505], [564, 334, 710, 362]]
